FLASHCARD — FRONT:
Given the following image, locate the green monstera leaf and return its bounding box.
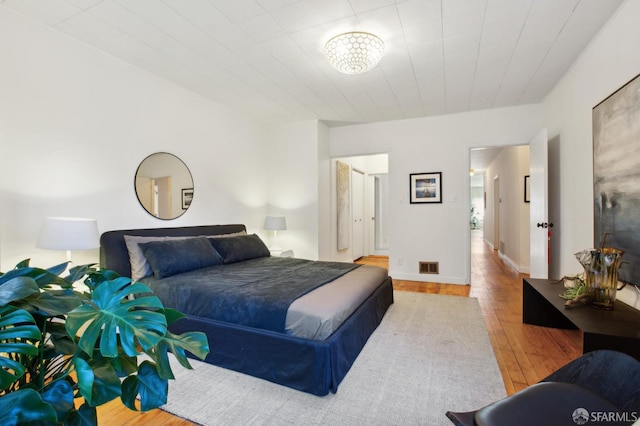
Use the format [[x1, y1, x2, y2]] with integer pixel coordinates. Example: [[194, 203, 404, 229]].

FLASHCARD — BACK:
[[151, 329, 210, 380], [66, 277, 167, 358], [121, 361, 168, 412], [147, 308, 209, 379], [0, 261, 69, 290], [0, 276, 41, 306], [74, 355, 122, 406], [0, 306, 41, 391], [0, 260, 211, 423], [0, 388, 58, 425]]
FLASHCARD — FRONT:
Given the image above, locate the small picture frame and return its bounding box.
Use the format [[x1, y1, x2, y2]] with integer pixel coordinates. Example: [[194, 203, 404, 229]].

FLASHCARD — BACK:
[[410, 172, 442, 204], [524, 175, 530, 203], [182, 188, 194, 209]]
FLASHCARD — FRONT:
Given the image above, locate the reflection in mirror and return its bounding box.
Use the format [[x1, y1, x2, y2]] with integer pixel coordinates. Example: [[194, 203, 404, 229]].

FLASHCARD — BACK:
[[135, 152, 193, 220]]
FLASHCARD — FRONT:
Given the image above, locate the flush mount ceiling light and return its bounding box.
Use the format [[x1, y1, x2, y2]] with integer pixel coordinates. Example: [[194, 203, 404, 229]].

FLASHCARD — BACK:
[[324, 31, 385, 75]]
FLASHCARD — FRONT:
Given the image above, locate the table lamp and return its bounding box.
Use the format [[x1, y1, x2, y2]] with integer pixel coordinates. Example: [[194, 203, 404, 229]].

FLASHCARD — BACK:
[[264, 216, 286, 251], [36, 217, 100, 265]]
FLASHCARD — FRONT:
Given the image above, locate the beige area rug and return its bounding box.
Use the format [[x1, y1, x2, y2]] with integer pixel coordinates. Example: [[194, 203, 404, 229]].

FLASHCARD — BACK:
[[161, 291, 506, 425]]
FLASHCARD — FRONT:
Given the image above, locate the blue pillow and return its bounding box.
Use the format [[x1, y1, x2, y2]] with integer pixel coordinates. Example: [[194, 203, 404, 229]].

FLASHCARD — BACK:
[[140, 237, 223, 279], [209, 234, 270, 264]]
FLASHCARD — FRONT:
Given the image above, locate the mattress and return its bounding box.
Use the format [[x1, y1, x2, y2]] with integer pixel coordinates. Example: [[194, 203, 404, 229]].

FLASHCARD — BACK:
[[140, 260, 388, 340], [286, 264, 388, 339]]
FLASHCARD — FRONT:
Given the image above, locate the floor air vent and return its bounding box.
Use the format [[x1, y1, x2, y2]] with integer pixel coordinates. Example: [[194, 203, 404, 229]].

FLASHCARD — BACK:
[[419, 261, 439, 274]]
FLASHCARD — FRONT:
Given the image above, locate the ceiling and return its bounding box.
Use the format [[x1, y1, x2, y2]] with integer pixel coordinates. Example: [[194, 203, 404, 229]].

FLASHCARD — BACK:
[[3, 0, 623, 128], [470, 147, 501, 181]]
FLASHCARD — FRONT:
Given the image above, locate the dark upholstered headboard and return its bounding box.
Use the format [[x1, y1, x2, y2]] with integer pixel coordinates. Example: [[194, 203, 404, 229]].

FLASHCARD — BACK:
[[100, 224, 247, 278]]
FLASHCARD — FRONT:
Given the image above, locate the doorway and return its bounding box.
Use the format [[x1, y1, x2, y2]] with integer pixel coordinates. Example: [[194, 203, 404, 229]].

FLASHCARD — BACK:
[[333, 154, 389, 261], [469, 145, 531, 284], [373, 174, 390, 252]]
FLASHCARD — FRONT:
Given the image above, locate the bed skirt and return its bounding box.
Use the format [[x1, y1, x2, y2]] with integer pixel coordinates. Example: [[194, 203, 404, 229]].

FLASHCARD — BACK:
[[169, 276, 394, 396]]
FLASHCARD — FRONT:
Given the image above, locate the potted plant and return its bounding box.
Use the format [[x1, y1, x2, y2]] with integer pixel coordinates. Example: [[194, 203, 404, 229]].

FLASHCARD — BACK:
[[0, 260, 209, 425]]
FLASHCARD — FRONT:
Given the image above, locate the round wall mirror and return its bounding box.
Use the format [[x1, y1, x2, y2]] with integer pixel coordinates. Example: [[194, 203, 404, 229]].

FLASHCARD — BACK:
[[134, 152, 194, 220]]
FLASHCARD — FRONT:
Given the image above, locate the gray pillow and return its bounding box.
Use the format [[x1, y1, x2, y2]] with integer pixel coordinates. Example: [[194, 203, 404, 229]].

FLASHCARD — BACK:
[[140, 237, 223, 279], [209, 234, 270, 264], [124, 235, 168, 280], [124, 231, 246, 280]]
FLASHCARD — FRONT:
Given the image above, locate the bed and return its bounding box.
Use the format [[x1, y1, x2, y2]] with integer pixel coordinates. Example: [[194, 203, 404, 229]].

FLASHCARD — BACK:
[[100, 224, 394, 396]]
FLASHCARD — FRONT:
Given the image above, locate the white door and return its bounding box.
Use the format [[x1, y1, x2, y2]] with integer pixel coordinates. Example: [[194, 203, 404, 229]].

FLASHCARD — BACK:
[[367, 174, 376, 254], [155, 176, 173, 219], [529, 128, 550, 279], [352, 169, 365, 260], [135, 176, 154, 214]]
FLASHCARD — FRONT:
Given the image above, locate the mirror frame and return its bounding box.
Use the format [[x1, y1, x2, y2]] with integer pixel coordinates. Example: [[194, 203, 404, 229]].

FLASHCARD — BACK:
[[134, 152, 194, 220]]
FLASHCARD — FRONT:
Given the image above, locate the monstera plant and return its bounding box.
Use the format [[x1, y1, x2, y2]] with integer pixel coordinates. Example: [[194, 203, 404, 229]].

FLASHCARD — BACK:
[[0, 260, 209, 425]]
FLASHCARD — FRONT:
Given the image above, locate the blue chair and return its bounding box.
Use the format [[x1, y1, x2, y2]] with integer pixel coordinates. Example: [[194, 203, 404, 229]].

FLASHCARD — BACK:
[[446, 350, 640, 426]]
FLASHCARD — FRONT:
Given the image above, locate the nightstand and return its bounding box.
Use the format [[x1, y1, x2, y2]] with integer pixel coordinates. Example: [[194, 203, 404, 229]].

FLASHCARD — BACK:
[[271, 249, 294, 258]]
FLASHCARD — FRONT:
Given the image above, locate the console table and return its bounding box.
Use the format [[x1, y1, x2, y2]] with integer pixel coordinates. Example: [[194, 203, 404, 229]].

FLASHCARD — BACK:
[[523, 278, 640, 360]]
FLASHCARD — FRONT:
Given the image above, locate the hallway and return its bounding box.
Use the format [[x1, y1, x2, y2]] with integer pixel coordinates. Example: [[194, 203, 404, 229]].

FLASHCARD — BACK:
[[467, 230, 581, 394]]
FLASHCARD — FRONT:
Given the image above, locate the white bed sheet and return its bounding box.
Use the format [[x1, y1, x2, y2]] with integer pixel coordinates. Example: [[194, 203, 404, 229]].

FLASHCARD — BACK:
[[285, 265, 389, 340]]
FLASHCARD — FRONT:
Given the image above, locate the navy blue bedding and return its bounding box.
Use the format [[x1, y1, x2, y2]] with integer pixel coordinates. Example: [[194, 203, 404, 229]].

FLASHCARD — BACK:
[[140, 256, 359, 334]]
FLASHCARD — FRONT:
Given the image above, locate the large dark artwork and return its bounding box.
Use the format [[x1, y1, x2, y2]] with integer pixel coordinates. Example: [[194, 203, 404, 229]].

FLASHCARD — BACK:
[[593, 72, 640, 287]]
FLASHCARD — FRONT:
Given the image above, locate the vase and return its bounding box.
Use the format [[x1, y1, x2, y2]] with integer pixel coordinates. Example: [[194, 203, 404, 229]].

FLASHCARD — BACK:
[[588, 247, 624, 309], [574, 249, 597, 290]]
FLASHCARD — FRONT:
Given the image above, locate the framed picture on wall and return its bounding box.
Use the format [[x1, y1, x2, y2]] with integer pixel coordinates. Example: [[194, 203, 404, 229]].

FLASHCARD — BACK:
[[181, 188, 193, 209], [524, 175, 530, 203], [593, 72, 640, 288], [410, 172, 442, 204]]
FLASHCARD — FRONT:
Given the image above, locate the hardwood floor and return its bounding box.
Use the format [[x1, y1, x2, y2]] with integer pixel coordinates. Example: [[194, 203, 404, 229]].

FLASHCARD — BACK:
[[468, 230, 582, 394], [97, 235, 581, 423]]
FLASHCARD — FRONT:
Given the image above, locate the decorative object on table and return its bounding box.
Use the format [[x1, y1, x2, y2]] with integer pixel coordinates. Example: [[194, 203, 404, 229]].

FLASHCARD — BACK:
[[593, 72, 640, 291], [588, 246, 625, 309], [36, 217, 100, 265], [524, 175, 530, 203], [263, 215, 286, 252], [410, 172, 442, 204], [0, 261, 209, 425], [559, 244, 626, 309], [558, 272, 588, 308]]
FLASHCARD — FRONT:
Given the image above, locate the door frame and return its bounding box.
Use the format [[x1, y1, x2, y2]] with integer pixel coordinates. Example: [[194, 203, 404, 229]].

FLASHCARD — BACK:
[[351, 168, 365, 260], [493, 175, 500, 252], [466, 141, 536, 285]]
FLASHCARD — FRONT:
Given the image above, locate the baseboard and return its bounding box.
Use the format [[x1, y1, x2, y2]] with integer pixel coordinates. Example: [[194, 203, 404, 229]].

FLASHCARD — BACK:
[[390, 272, 468, 285], [498, 252, 519, 274], [484, 238, 495, 251]]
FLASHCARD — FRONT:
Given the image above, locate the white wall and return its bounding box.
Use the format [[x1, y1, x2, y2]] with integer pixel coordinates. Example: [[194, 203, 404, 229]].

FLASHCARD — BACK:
[[0, 7, 270, 269], [330, 105, 544, 284], [317, 121, 332, 261], [265, 120, 325, 260], [541, 0, 640, 308]]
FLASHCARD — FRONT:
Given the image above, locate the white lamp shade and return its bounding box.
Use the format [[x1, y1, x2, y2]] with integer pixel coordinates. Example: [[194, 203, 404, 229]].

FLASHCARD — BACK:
[[36, 217, 100, 250], [264, 216, 286, 231]]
